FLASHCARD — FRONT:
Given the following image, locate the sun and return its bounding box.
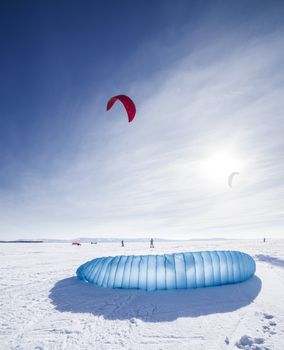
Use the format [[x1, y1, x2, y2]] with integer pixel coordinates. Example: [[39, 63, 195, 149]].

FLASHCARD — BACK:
[[200, 152, 242, 186]]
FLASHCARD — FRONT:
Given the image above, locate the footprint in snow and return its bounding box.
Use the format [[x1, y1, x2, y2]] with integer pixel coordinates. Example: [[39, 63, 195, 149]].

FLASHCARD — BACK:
[[129, 318, 138, 327], [235, 335, 268, 350], [263, 313, 274, 320], [261, 312, 277, 336]]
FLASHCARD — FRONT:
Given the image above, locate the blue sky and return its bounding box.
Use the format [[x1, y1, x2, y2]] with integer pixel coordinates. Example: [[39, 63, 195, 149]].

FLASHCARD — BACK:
[[0, 0, 284, 239]]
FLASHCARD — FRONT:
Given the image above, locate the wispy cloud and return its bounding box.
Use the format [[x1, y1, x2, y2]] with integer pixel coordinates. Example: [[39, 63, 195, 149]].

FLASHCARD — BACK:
[[1, 13, 284, 239]]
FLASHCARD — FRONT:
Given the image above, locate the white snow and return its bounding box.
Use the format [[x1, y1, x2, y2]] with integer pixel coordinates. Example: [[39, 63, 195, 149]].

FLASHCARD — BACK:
[[0, 239, 283, 350]]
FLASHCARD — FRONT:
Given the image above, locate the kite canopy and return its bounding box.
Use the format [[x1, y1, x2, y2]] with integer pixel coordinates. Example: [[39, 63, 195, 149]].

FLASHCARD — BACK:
[[228, 172, 239, 188], [77, 250, 255, 291], [106, 95, 136, 122]]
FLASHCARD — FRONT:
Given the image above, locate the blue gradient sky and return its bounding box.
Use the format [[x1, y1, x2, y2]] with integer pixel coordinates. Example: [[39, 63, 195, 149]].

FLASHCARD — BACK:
[[0, 0, 284, 239]]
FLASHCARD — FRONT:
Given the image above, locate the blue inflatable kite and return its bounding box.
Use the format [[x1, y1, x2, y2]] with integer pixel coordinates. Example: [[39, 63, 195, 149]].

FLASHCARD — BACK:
[[76, 250, 255, 291]]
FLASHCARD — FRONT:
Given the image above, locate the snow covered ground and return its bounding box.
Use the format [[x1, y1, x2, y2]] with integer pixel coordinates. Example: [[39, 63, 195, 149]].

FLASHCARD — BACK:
[[0, 239, 283, 350]]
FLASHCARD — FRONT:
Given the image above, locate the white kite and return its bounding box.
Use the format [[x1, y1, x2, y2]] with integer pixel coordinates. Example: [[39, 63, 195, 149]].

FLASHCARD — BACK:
[[228, 172, 239, 188]]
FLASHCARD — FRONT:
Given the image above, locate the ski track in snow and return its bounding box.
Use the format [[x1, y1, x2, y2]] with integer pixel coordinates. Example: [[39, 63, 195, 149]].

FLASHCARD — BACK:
[[0, 240, 283, 349]]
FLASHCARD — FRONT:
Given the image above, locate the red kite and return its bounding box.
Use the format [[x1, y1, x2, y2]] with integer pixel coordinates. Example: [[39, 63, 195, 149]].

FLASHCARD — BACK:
[[106, 95, 136, 122]]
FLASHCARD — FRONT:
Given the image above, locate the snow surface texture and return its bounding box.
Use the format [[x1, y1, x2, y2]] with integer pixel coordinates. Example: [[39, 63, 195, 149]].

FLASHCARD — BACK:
[[0, 240, 283, 349], [76, 251, 256, 291]]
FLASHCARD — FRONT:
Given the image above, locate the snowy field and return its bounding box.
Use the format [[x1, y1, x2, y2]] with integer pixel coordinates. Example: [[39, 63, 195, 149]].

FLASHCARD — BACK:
[[0, 240, 283, 350]]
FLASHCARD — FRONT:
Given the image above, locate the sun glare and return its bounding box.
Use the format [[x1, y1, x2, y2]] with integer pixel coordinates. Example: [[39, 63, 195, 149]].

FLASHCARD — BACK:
[[200, 152, 242, 186]]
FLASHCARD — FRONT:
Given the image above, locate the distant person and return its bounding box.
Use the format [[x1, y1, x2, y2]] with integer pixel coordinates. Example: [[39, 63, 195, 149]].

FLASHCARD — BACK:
[[121, 240, 124, 247], [150, 238, 154, 248], [263, 237, 266, 243]]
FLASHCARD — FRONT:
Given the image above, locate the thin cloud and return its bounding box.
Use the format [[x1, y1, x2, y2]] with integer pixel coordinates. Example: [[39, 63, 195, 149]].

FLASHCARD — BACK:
[[1, 15, 284, 239]]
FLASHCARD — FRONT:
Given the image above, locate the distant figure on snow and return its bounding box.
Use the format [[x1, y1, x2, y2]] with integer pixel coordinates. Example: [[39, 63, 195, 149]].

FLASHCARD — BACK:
[[150, 238, 154, 248], [121, 240, 124, 247], [263, 237, 266, 243]]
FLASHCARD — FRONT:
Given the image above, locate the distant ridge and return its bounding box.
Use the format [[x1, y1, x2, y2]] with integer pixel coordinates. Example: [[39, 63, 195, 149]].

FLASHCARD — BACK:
[[13, 237, 230, 243], [41, 237, 175, 243], [0, 240, 43, 243]]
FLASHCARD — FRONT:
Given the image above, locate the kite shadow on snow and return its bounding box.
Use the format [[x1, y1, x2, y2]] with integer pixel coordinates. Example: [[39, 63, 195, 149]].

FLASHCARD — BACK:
[[255, 254, 284, 268], [49, 275, 262, 322]]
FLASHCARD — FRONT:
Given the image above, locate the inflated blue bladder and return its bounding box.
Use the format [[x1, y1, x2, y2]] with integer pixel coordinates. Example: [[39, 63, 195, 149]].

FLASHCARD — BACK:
[[76, 250, 256, 291]]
